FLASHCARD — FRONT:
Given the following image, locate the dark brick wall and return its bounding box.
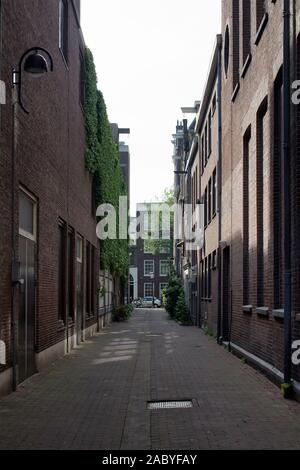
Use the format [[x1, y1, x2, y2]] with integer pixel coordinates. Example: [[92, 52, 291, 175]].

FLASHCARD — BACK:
[[0, 0, 98, 377]]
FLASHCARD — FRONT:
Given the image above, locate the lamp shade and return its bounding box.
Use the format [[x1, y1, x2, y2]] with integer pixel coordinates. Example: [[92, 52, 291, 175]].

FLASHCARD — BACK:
[[24, 52, 48, 77]]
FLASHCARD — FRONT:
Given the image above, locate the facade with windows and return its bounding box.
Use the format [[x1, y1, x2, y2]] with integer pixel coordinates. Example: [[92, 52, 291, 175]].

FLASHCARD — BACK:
[[219, 0, 300, 389], [0, 0, 101, 396], [173, 1, 300, 394], [129, 204, 172, 301]]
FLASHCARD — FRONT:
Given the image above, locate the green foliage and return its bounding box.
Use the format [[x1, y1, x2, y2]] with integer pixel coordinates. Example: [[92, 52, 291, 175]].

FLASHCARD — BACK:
[[84, 48, 129, 279], [164, 267, 183, 319], [112, 304, 133, 322], [174, 289, 190, 324]]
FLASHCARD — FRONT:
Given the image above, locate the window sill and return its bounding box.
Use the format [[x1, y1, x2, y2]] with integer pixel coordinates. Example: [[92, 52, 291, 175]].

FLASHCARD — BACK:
[[272, 309, 284, 320], [241, 53, 252, 79], [256, 307, 269, 317], [243, 305, 253, 314], [255, 13, 269, 46], [231, 82, 240, 102]]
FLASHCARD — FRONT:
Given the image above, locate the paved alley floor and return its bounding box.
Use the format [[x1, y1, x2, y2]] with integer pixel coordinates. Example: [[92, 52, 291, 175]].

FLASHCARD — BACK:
[[1, 309, 300, 450]]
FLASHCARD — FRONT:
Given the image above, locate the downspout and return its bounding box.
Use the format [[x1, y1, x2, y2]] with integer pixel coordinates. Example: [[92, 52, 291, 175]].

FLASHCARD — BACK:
[[216, 35, 223, 344], [283, 0, 292, 389], [11, 93, 18, 392]]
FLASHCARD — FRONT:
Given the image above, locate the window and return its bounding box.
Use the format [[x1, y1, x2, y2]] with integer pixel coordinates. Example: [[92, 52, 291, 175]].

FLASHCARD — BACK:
[[144, 260, 154, 276], [274, 69, 284, 309], [208, 255, 212, 299], [160, 260, 170, 277], [144, 240, 154, 254], [212, 94, 217, 116], [58, 221, 66, 324], [79, 52, 85, 107], [59, 0, 68, 62], [242, 0, 251, 64], [160, 283, 168, 299], [204, 188, 208, 227], [208, 179, 212, 223], [19, 189, 37, 241], [204, 124, 208, 164], [256, 0, 266, 31], [201, 135, 205, 174], [212, 251, 217, 270], [86, 242, 91, 316], [243, 127, 251, 305], [212, 168, 217, 216], [232, 0, 240, 92], [76, 236, 83, 325], [67, 228, 74, 321], [224, 25, 230, 77], [208, 112, 212, 156], [159, 242, 170, 254], [256, 98, 268, 307], [144, 283, 154, 297], [76, 237, 83, 263]]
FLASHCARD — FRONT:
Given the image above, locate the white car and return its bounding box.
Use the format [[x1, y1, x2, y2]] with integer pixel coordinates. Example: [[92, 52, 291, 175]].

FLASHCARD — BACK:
[[142, 297, 162, 308]]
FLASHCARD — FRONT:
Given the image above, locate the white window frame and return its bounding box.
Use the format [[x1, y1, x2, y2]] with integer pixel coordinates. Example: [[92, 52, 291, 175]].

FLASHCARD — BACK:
[[19, 187, 37, 242], [144, 260, 154, 277], [144, 283, 154, 297], [160, 260, 170, 277]]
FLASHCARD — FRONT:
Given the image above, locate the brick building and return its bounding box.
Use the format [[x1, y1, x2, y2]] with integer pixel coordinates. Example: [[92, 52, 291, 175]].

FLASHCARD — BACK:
[[174, 1, 300, 394], [0, 0, 101, 395], [130, 204, 172, 302], [219, 0, 300, 391]]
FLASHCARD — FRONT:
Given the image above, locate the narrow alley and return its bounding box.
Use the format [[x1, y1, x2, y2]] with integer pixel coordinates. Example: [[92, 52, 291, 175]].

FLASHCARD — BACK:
[[1, 309, 300, 451]]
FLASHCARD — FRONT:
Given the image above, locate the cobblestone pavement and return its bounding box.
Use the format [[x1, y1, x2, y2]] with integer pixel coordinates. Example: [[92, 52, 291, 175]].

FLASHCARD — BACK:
[[1, 309, 300, 450]]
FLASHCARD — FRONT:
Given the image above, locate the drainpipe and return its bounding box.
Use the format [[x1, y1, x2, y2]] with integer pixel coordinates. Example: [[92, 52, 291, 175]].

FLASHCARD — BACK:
[[283, 0, 292, 388], [11, 93, 18, 392], [216, 35, 223, 344]]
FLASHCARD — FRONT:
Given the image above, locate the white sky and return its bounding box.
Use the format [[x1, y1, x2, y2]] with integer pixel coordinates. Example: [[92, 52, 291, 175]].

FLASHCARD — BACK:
[[81, 1, 221, 215]]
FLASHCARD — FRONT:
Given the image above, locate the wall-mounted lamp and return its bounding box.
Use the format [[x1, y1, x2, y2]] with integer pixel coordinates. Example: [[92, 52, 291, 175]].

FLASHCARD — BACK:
[[12, 47, 54, 114]]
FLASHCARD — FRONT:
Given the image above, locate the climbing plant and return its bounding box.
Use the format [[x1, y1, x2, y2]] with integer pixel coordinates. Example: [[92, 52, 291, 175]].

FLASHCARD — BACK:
[[84, 48, 129, 280]]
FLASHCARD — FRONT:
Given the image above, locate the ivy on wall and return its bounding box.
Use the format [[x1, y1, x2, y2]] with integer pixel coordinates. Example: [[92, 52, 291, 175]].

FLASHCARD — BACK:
[[84, 48, 129, 280]]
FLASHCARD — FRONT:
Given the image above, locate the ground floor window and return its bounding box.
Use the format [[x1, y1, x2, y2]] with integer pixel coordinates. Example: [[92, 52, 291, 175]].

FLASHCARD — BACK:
[[160, 283, 168, 299], [144, 283, 154, 297]]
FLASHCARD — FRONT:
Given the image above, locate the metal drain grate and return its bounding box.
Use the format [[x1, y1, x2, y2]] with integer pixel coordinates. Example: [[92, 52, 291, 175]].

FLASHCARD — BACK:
[[147, 400, 194, 410]]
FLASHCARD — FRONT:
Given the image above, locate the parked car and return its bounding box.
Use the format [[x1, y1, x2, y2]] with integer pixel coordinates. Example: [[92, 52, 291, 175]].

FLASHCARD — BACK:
[[132, 298, 142, 307], [142, 297, 162, 308]]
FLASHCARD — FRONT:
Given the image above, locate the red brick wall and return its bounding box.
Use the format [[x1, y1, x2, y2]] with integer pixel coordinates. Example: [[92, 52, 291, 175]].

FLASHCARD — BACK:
[[220, 0, 288, 372], [0, 0, 98, 376]]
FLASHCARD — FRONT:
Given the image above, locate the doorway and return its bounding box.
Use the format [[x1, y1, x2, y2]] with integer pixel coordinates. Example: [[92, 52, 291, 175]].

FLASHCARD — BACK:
[[76, 236, 84, 344], [222, 246, 231, 342], [18, 189, 37, 383]]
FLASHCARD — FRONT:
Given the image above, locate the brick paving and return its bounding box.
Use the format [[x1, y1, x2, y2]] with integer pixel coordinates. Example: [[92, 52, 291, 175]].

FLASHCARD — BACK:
[[1, 309, 300, 450]]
